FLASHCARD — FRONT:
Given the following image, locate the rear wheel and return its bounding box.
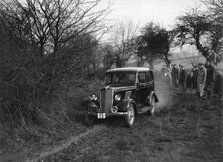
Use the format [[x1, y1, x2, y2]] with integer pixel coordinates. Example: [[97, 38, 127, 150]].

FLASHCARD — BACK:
[[125, 103, 135, 127], [150, 96, 156, 116]]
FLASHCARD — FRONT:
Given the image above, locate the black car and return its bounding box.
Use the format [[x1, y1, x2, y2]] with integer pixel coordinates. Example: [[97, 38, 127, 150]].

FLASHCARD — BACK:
[[82, 67, 159, 127]]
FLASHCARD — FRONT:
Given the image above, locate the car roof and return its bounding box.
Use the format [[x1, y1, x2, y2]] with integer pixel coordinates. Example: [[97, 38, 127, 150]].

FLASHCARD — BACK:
[[106, 67, 151, 73]]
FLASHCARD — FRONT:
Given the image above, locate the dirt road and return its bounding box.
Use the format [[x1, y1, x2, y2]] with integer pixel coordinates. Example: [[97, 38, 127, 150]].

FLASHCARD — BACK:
[[28, 75, 222, 162]]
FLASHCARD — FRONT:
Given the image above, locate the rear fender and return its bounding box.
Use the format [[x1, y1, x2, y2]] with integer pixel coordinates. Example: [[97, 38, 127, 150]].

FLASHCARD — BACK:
[[154, 93, 159, 102], [147, 91, 159, 103]]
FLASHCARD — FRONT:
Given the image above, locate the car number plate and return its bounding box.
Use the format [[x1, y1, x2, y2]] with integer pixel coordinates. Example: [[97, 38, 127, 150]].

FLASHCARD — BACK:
[[97, 113, 105, 119]]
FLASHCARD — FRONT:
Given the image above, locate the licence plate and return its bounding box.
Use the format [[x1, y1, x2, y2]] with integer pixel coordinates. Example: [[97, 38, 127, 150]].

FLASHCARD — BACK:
[[97, 113, 106, 119]]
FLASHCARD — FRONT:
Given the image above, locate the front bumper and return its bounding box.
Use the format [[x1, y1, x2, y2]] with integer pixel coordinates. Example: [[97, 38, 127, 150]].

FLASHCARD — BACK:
[[85, 111, 128, 119]]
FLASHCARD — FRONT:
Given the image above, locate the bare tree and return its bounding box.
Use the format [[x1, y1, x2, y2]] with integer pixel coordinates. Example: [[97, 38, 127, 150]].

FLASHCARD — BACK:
[[182, 45, 201, 67], [1, 0, 111, 54], [109, 18, 139, 67], [175, 4, 223, 63], [101, 43, 116, 69], [201, 0, 223, 23], [0, 0, 111, 124], [136, 22, 173, 68], [201, 0, 223, 62]]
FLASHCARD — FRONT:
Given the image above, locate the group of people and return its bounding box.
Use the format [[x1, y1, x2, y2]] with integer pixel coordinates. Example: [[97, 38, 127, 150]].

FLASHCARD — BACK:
[[162, 62, 223, 101]]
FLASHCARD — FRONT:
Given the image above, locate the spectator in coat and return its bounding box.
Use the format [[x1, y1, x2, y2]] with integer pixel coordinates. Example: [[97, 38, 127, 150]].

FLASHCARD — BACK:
[[205, 61, 215, 98], [192, 65, 199, 89], [187, 66, 199, 92], [186, 70, 195, 92], [179, 65, 187, 91], [214, 70, 223, 101], [171, 64, 179, 88], [162, 64, 172, 86], [197, 63, 207, 98], [186, 66, 199, 93], [207, 49, 217, 65]]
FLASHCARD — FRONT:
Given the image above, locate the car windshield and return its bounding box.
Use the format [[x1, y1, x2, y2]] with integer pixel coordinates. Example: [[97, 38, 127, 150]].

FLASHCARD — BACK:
[[105, 71, 136, 86]]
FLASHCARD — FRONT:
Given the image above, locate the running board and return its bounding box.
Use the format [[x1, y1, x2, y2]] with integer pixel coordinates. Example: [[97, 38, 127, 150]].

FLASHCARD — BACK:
[[137, 106, 152, 114]]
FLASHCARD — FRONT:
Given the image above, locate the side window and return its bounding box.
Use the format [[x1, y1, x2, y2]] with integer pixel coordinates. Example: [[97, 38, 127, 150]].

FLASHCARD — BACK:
[[146, 71, 153, 82], [138, 72, 146, 83]]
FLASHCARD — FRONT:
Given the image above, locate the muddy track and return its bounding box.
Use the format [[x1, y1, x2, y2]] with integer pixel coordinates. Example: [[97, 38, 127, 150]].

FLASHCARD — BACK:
[[34, 104, 221, 162], [25, 124, 108, 162], [25, 111, 159, 162]]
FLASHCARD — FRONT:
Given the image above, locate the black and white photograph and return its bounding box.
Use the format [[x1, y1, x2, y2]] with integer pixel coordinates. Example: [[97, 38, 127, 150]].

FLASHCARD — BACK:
[[0, 0, 222, 161]]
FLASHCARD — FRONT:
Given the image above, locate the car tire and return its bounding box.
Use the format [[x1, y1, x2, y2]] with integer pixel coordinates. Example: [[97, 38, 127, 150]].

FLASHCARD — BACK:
[[125, 103, 135, 127], [149, 96, 156, 116], [84, 113, 96, 126]]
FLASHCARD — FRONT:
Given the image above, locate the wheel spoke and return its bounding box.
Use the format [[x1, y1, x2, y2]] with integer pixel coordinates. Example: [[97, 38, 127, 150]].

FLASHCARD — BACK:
[[150, 97, 156, 116], [125, 103, 135, 127], [128, 106, 134, 124]]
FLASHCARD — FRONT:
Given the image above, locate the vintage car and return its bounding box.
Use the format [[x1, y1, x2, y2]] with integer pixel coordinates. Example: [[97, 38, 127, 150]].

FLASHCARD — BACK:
[[82, 67, 159, 127]]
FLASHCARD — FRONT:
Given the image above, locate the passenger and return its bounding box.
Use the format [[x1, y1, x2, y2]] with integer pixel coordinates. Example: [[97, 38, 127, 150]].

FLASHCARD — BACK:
[[213, 70, 223, 101], [197, 63, 207, 98]]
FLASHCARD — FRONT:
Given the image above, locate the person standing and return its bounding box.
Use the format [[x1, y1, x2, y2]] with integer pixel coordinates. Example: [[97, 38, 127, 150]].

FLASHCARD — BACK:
[[186, 70, 194, 92], [192, 65, 199, 91], [197, 63, 207, 98], [214, 71, 223, 101], [162, 64, 172, 86], [193, 65, 199, 85], [179, 65, 187, 91], [207, 49, 217, 66], [171, 64, 179, 88], [205, 61, 215, 99]]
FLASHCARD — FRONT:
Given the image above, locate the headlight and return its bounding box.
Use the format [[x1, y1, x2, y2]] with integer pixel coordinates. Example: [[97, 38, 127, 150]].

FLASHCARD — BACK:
[[111, 106, 118, 113], [89, 94, 97, 100], [114, 94, 121, 101]]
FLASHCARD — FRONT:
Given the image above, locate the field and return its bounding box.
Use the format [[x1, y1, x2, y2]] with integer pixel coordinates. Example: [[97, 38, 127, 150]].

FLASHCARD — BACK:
[[18, 73, 222, 162], [126, 46, 223, 71], [0, 72, 222, 162]]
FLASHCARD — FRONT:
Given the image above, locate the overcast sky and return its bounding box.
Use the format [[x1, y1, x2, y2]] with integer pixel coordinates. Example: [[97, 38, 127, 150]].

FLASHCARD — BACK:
[[107, 0, 206, 29]]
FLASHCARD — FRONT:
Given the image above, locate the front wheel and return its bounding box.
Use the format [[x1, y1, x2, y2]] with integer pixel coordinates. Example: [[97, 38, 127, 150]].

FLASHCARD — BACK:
[[84, 113, 96, 126], [125, 103, 135, 127]]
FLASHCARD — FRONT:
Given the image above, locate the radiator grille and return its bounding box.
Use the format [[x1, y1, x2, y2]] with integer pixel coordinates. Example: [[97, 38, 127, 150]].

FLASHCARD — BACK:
[[100, 88, 113, 113]]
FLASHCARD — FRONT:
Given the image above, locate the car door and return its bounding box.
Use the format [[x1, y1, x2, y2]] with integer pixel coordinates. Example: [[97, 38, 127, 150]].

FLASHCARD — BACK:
[[135, 71, 151, 107], [146, 71, 154, 92]]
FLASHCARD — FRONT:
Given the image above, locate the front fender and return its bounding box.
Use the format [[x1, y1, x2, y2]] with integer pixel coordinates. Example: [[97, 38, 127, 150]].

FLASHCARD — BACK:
[[117, 99, 136, 112], [82, 98, 99, 108]]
